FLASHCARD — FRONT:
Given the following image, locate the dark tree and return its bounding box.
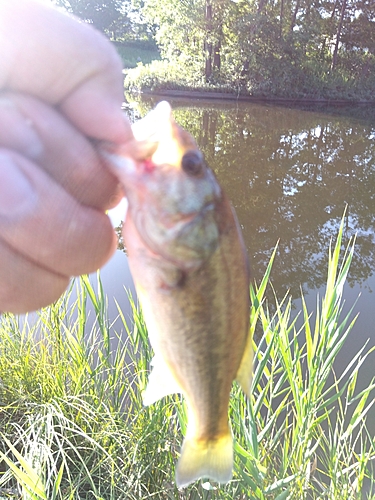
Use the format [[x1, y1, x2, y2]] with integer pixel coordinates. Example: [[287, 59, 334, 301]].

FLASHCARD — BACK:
[[54, 0, 128, 34]]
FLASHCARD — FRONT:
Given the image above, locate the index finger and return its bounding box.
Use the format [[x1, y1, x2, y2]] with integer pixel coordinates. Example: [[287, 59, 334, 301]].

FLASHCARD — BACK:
[[0, 0, 130, 143]]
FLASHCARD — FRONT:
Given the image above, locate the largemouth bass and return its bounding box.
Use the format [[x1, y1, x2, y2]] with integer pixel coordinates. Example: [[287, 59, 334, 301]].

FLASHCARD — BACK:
[[104, 102, 252, 488]]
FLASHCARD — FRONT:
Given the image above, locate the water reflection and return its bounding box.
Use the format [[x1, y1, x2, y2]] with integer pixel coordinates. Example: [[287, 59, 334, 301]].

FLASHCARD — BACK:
[[122, 99, 375, 296], [146, 101, 374, 300], [115, 97, 375, 431], [121, 96, 375, 301]]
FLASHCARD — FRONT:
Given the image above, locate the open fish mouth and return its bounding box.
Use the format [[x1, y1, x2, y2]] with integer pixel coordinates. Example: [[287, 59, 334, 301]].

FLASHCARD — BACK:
[[132, 101, 172, 143]]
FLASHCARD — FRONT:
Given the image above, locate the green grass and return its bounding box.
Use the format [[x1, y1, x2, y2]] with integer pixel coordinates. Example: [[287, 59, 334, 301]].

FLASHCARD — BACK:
[[0, 220, 374, 499], [124, 59, 236, 94], [124, 58, 375, 101], [115, 43, 160, 69]]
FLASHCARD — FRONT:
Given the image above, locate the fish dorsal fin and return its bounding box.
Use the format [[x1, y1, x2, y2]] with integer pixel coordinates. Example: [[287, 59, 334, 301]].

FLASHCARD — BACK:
[[235, 328, 253, 398], [143, 355, 183, 406]]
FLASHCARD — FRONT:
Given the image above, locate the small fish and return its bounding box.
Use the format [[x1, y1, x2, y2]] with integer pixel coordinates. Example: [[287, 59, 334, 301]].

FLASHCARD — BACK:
[[104, 102, 252, 488]]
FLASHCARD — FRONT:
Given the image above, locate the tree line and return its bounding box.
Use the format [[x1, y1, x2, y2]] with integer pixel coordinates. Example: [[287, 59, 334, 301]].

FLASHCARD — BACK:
[[140, 0, 375, 95], [52, 0, 153, 43], [54, 1, 375, 98]]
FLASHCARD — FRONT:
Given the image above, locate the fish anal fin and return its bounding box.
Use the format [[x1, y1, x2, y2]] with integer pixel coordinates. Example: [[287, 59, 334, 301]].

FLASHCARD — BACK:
[[143, 356, 182, 406], [236, 329, 253, 398], [176, 432, 233, 488]]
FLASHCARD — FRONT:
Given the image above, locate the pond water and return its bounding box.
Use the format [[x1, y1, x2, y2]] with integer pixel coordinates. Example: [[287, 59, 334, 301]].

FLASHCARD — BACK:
[[101, 97, 375, 432]]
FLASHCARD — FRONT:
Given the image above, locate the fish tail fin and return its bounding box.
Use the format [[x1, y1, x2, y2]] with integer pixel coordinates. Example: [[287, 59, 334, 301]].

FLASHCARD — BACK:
[[175, 431, 233, 488]]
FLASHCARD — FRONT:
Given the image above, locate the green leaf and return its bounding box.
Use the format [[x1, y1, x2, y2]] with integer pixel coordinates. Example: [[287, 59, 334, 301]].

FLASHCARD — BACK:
[[0, 437, 47, 499]]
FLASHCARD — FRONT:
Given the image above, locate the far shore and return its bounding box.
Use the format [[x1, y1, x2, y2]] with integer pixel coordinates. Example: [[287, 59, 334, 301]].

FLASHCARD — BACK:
[[129, 88, 375, 107]]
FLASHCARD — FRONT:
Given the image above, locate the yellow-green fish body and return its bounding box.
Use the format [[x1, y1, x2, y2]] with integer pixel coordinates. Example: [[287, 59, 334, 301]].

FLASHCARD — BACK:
[[105, 102, 252, 488]]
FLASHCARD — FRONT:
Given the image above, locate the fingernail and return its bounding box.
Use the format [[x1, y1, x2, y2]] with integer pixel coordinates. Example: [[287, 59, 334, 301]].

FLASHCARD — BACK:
[[0, 154, 35, 215], [0, 98, 43, 158]]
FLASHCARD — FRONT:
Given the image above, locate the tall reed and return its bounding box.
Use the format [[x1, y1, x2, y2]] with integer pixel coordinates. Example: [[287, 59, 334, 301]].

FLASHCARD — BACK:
[[0, 221, 373, 499]]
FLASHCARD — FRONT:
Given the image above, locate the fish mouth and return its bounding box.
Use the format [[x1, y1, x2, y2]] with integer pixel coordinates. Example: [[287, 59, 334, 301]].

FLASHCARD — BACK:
[[99, 139, 159, 178], [132, 101, 172, 142]]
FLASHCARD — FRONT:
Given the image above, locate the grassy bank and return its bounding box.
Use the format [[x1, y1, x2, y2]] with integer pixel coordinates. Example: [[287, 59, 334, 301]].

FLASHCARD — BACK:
[[114, 41, 160, 69], [0, 223, 374, 499], [124, 59, 375, 103]]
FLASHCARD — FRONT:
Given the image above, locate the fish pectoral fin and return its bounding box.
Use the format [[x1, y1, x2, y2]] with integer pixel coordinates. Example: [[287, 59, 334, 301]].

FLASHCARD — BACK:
[[143, 356, 182, 406], [176, 431, 233, 488], [235, 328, 253, 398]]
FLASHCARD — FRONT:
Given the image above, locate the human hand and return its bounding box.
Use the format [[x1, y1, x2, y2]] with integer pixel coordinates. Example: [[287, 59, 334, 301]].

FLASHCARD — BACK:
[[0, 0, 132, 313]]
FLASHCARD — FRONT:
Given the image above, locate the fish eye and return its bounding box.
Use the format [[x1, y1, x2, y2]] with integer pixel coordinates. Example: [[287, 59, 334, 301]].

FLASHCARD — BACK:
[[181, 151, 205, 176]]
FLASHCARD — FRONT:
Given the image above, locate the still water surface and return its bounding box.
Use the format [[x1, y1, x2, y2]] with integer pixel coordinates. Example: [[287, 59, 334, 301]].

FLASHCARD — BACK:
[[103, 97, 375, 431]]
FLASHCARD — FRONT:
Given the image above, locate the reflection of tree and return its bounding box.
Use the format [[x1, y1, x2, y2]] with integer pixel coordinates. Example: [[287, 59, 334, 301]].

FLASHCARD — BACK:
[[114, 222, 127, 254], [130, 98, 375, 300]]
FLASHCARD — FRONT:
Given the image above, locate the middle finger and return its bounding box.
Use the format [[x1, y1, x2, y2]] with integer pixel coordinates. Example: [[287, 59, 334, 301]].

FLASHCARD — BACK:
[[0, 92, 122, 210]]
